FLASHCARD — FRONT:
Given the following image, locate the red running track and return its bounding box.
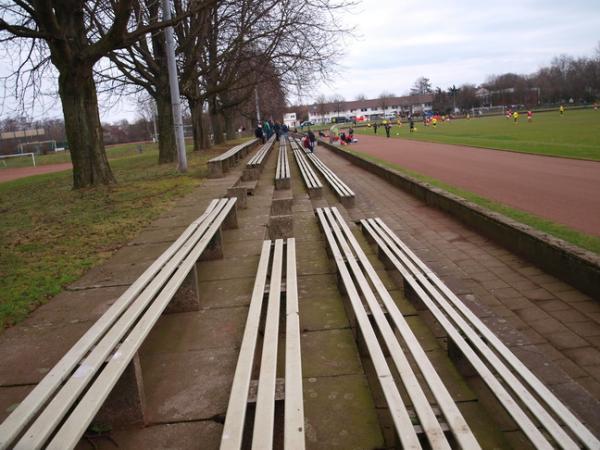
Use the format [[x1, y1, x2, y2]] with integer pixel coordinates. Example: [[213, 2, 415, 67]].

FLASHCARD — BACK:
[[349, 135, 600, 237], [0, 163, 72, 183]]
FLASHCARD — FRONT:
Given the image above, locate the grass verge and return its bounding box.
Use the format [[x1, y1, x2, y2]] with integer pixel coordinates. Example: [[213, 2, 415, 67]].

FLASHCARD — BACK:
[[343, 148, 600, 255], [0, 138, 248, 329]]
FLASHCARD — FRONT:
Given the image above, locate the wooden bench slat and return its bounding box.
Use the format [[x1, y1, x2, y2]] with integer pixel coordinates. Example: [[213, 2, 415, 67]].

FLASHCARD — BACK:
[[0, 198, 226, 448], [315, 208, 422, 450], [221, 241, 273, 450], [284, 238, 305, 450], [275, 141, 291, 189], [291, 142, 322, 192], [370, 217, 599, 449], [328, 208, 479, 449], [252, 239, 284, 450], [306, 152, 354, 198], [6, 198, 236, 449], [320, 208, 452, 450], [362, 218, 582, 449], [44, 198, 238, 449]]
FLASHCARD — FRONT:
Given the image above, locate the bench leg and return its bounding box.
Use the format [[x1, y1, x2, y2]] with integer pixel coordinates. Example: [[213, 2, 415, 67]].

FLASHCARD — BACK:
[[166, 265, 201, 313], [207, 161, 224, 178], [268, 215, 294, 239], [223, 204, 238, 229], [94, 353, 146, 428], [227, 186, 248, 209], [199, 229, 224, 260]]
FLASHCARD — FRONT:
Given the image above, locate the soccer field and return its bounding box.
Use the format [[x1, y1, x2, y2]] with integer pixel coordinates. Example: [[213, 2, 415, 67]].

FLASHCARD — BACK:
[[355, 108, 600, 160]]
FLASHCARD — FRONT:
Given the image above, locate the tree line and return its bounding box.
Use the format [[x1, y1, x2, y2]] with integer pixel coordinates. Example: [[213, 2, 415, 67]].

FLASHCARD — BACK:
[[0, 0, 352, 189]]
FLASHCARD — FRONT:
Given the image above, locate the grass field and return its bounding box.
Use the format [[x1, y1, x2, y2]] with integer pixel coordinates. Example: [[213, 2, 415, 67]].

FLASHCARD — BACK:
[[354, 108, 600, 160], [0, 139, 248, 329]]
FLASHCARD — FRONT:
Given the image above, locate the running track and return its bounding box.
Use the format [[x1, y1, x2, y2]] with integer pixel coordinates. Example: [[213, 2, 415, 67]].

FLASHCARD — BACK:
[[0, 163, 72, 183], [349, 134, 600, 237]]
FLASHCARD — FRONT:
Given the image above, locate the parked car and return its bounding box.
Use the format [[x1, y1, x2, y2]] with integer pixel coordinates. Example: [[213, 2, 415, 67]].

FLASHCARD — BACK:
[[331, 116, 349, 123], [300, 121, 314, 127]]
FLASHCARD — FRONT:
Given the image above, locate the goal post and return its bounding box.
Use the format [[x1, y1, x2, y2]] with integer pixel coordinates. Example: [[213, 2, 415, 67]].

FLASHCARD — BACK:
[[0, 152, 36, 168]]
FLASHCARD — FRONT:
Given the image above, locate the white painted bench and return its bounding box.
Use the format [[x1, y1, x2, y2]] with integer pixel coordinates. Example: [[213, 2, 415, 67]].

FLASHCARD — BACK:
[[208, 139, 259, 178], [360, 217, 600, 450], [243, 136, 276, 181], [299, 141, 355, 207], [221, 238, 304, 450], [290, 139, 322, 199], [0, 198, 238, 450], [316, 207, 480, 450], [275, 138, 290, 190]]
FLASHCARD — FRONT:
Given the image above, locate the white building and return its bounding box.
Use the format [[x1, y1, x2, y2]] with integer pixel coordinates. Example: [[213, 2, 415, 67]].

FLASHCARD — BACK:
[[307, 94, 434, 124], [283, 112, 298, 128]]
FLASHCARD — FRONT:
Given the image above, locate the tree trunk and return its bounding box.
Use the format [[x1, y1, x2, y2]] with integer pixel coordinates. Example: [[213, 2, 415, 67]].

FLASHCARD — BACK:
[[156, 90, 176, 163], [58, 64, 116, 189], [209, 95, 225, 145], [187, 96, 210, 151], [223, 108, 237, 140]]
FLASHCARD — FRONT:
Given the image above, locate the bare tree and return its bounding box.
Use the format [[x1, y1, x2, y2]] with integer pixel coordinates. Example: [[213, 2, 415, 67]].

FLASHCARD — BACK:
[[0, 0, 191, 188], [314, 94, 328, 121], [329, 94, 345, 118], [378, 91, 394, 112], [410, 76, 433, 95]]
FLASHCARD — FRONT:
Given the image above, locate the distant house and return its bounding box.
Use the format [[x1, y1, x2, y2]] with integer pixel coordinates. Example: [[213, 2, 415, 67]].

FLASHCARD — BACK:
[[307, 94, 434, 124], [283, 112, 298, 128]]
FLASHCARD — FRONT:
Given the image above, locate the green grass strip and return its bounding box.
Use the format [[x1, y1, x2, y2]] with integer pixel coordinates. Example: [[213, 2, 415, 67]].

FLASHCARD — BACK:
[[0, 139, 248, 330]]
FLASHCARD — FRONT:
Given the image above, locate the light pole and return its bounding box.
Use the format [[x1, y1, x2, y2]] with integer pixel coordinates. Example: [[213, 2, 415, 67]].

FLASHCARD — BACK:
[[161, 0, 187, 172]]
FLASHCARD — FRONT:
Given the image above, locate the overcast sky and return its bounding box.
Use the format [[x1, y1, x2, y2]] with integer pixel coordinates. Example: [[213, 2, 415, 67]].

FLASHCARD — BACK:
[[304, 0, 600, 104], [1, 0, 599, 121]]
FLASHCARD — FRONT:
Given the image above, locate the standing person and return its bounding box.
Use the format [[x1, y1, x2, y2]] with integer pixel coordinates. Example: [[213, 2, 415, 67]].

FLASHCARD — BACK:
[[513, 111, 519, 123], [274, 122, 281, 140], [308, 129, 316, 153], [559, 105, 565, 115], [527, 110, 533, 122], [263, 120, 272, 139], [409, 117, 415, 132], [373, 122, 378, 134], [384, 122, 391, 138], [255, 124, 265, 144]]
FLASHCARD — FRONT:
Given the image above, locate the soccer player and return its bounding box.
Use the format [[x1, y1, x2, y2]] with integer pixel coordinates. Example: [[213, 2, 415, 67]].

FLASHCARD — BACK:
[[560, 105, 565, 115], [527, 110, 533, 122]]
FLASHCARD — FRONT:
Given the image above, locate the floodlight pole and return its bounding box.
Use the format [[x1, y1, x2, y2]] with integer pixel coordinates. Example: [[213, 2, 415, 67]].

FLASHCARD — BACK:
[[255, 86, 261, 124], [162, 0, 187, 172]]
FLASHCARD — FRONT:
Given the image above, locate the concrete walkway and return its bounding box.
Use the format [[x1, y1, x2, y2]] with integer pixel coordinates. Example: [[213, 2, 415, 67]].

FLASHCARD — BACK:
[[0, 140, 598, 448]]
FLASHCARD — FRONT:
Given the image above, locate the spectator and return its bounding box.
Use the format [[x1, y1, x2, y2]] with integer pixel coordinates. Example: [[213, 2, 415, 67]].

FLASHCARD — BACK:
[[255, 124, 265, 144], [274, 122, 281, 140], [308, 129, 316, 152]]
